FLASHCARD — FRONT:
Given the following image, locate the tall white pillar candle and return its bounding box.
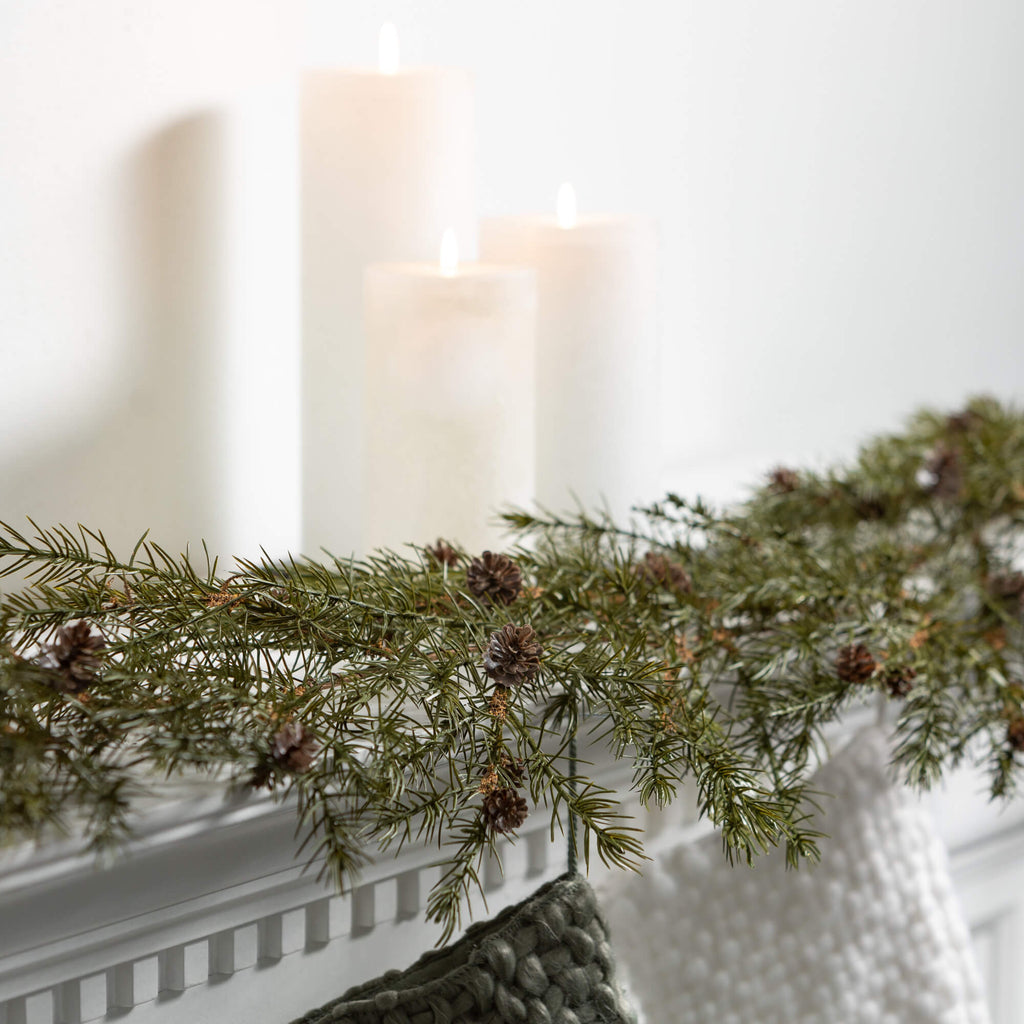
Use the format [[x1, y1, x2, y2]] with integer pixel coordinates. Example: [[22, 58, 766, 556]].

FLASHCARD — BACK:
[[480, 188, 659, 522], [302, 27, 475, 557], [364, 237, 536, 553]]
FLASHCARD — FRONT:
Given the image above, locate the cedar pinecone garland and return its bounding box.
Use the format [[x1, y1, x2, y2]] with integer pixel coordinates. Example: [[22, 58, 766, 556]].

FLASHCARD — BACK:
[[836, 643, 877, 684], [481, 786, 529, 834], [1007, 718, 1024, 753], [41, 620, 105, 693], [638, 552, 693, 594], [271, 721, 319, 773], [427, 539, 460, 568], [467, 551, 522, 605], [483, 624, 543, 688]]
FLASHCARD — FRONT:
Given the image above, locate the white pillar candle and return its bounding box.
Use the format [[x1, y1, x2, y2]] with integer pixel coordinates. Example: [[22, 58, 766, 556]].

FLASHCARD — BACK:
[[364, 234, 536, 553], [480, 186, 659, 522], [302, 26, 475, 557]]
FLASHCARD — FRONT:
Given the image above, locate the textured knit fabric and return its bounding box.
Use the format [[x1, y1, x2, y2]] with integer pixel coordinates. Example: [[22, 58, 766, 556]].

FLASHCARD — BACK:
[[292, 872, 638, 1024], [596, 725, 991, 1024]]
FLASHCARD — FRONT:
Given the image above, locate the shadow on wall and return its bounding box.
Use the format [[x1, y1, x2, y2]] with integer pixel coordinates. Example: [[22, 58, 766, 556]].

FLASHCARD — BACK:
[[2, 115, 231, 571], [1, 105, 301, 589]]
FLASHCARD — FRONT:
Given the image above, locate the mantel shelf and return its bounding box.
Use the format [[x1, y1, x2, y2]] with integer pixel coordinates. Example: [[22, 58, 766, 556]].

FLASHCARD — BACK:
[[3, 713, 1024, 1023]]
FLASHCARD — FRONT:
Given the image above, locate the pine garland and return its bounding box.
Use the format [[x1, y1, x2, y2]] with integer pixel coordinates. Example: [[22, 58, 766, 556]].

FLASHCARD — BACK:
[[1, 395, 1023, 941]]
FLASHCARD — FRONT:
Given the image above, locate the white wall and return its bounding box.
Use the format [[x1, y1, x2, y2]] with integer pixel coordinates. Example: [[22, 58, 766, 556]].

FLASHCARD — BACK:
[[0, 1, 301, 563], [307, 0, 1024, 497], [2, 1, 1022, 563]]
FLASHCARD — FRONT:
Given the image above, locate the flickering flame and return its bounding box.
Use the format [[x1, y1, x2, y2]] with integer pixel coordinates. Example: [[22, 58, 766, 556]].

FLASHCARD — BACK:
[[556, 182, 577, 229], [378, 22, 400, 74], [439, 228, 458, 276]]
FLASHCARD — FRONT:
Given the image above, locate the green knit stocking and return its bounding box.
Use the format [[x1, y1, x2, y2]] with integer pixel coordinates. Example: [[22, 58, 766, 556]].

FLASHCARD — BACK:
[[292, 873, 638, 1024]]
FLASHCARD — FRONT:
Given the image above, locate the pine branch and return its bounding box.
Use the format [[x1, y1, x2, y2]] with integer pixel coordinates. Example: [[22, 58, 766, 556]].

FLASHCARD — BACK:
[[1, 394, 1023, 940]]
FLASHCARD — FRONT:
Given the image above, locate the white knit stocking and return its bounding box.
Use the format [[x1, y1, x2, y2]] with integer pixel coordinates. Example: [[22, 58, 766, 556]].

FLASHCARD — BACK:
[[597, 726, 990, 1024]]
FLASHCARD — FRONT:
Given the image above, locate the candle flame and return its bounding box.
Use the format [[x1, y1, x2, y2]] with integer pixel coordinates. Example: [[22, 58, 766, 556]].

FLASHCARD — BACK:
[[378, 22, 400, 74], [556, 182, 577, 229], [440, 229, 459, 276]]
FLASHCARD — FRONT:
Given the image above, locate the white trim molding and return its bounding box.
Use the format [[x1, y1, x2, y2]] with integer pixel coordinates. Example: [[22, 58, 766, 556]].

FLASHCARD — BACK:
[[2, 742, 1023, 1023]]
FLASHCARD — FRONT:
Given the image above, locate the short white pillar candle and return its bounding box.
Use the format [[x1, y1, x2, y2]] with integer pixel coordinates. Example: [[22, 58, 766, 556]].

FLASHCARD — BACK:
[[481, 186, 659, 522], [363, 234, 536, 553]]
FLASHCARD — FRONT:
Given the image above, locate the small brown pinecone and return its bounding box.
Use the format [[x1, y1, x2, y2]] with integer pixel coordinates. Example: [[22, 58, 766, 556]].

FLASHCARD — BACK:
[[883, 666, 917, 698], [836, 643, 877, 684], [853, 491, 889, 522], [481, 787, 529, 834], [467, 551, 522, 605], [923, 445, 964, 502], [271, 721, 319, 773], [497, 753, 526, 786], [767, 466, 800, 495], [42, 621, 106, 693], [986, 571, 1024, 609], [946, 409, 984, 435], [483, 623, 543, 688], [1007, 718, 1024, 753], [638, 552, 693, 594], [427, 539, 460, 568]]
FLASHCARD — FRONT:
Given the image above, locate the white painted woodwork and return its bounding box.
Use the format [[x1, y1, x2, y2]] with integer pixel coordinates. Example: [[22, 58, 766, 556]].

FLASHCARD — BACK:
[[1, 739, 1023, 1023]]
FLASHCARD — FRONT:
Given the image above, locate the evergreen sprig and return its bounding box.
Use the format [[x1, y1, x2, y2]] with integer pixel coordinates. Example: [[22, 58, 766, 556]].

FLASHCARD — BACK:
[[2, 395, 1024, 941]]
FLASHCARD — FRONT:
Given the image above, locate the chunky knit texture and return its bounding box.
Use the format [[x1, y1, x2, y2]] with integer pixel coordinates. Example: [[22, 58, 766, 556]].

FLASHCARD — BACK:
[[292, 873, 638, 1024], [597, 725, 991, 1024]]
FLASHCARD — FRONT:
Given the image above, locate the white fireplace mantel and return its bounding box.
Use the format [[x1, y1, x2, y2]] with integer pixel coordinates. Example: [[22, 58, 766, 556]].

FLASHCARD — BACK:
[[3, 726, 1024, 1024]]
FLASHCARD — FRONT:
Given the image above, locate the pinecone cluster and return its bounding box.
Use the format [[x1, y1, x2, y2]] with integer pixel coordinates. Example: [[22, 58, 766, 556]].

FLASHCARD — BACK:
[[835, 643, 877, 684], [40, 620, 105, 694], [767, 466, 800, 494], [638, 552, 693, 594], [427, 539, 460, 568], [883, 666, 917, 698], [481, 786, 529, 834], [483, 624, 543, 689], [467, 551, 522, 605], [271, 721, 319, 774]]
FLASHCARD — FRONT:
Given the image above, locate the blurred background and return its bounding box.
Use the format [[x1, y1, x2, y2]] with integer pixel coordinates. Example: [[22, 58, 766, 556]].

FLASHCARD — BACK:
[[2, 0, 1022, 563]]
